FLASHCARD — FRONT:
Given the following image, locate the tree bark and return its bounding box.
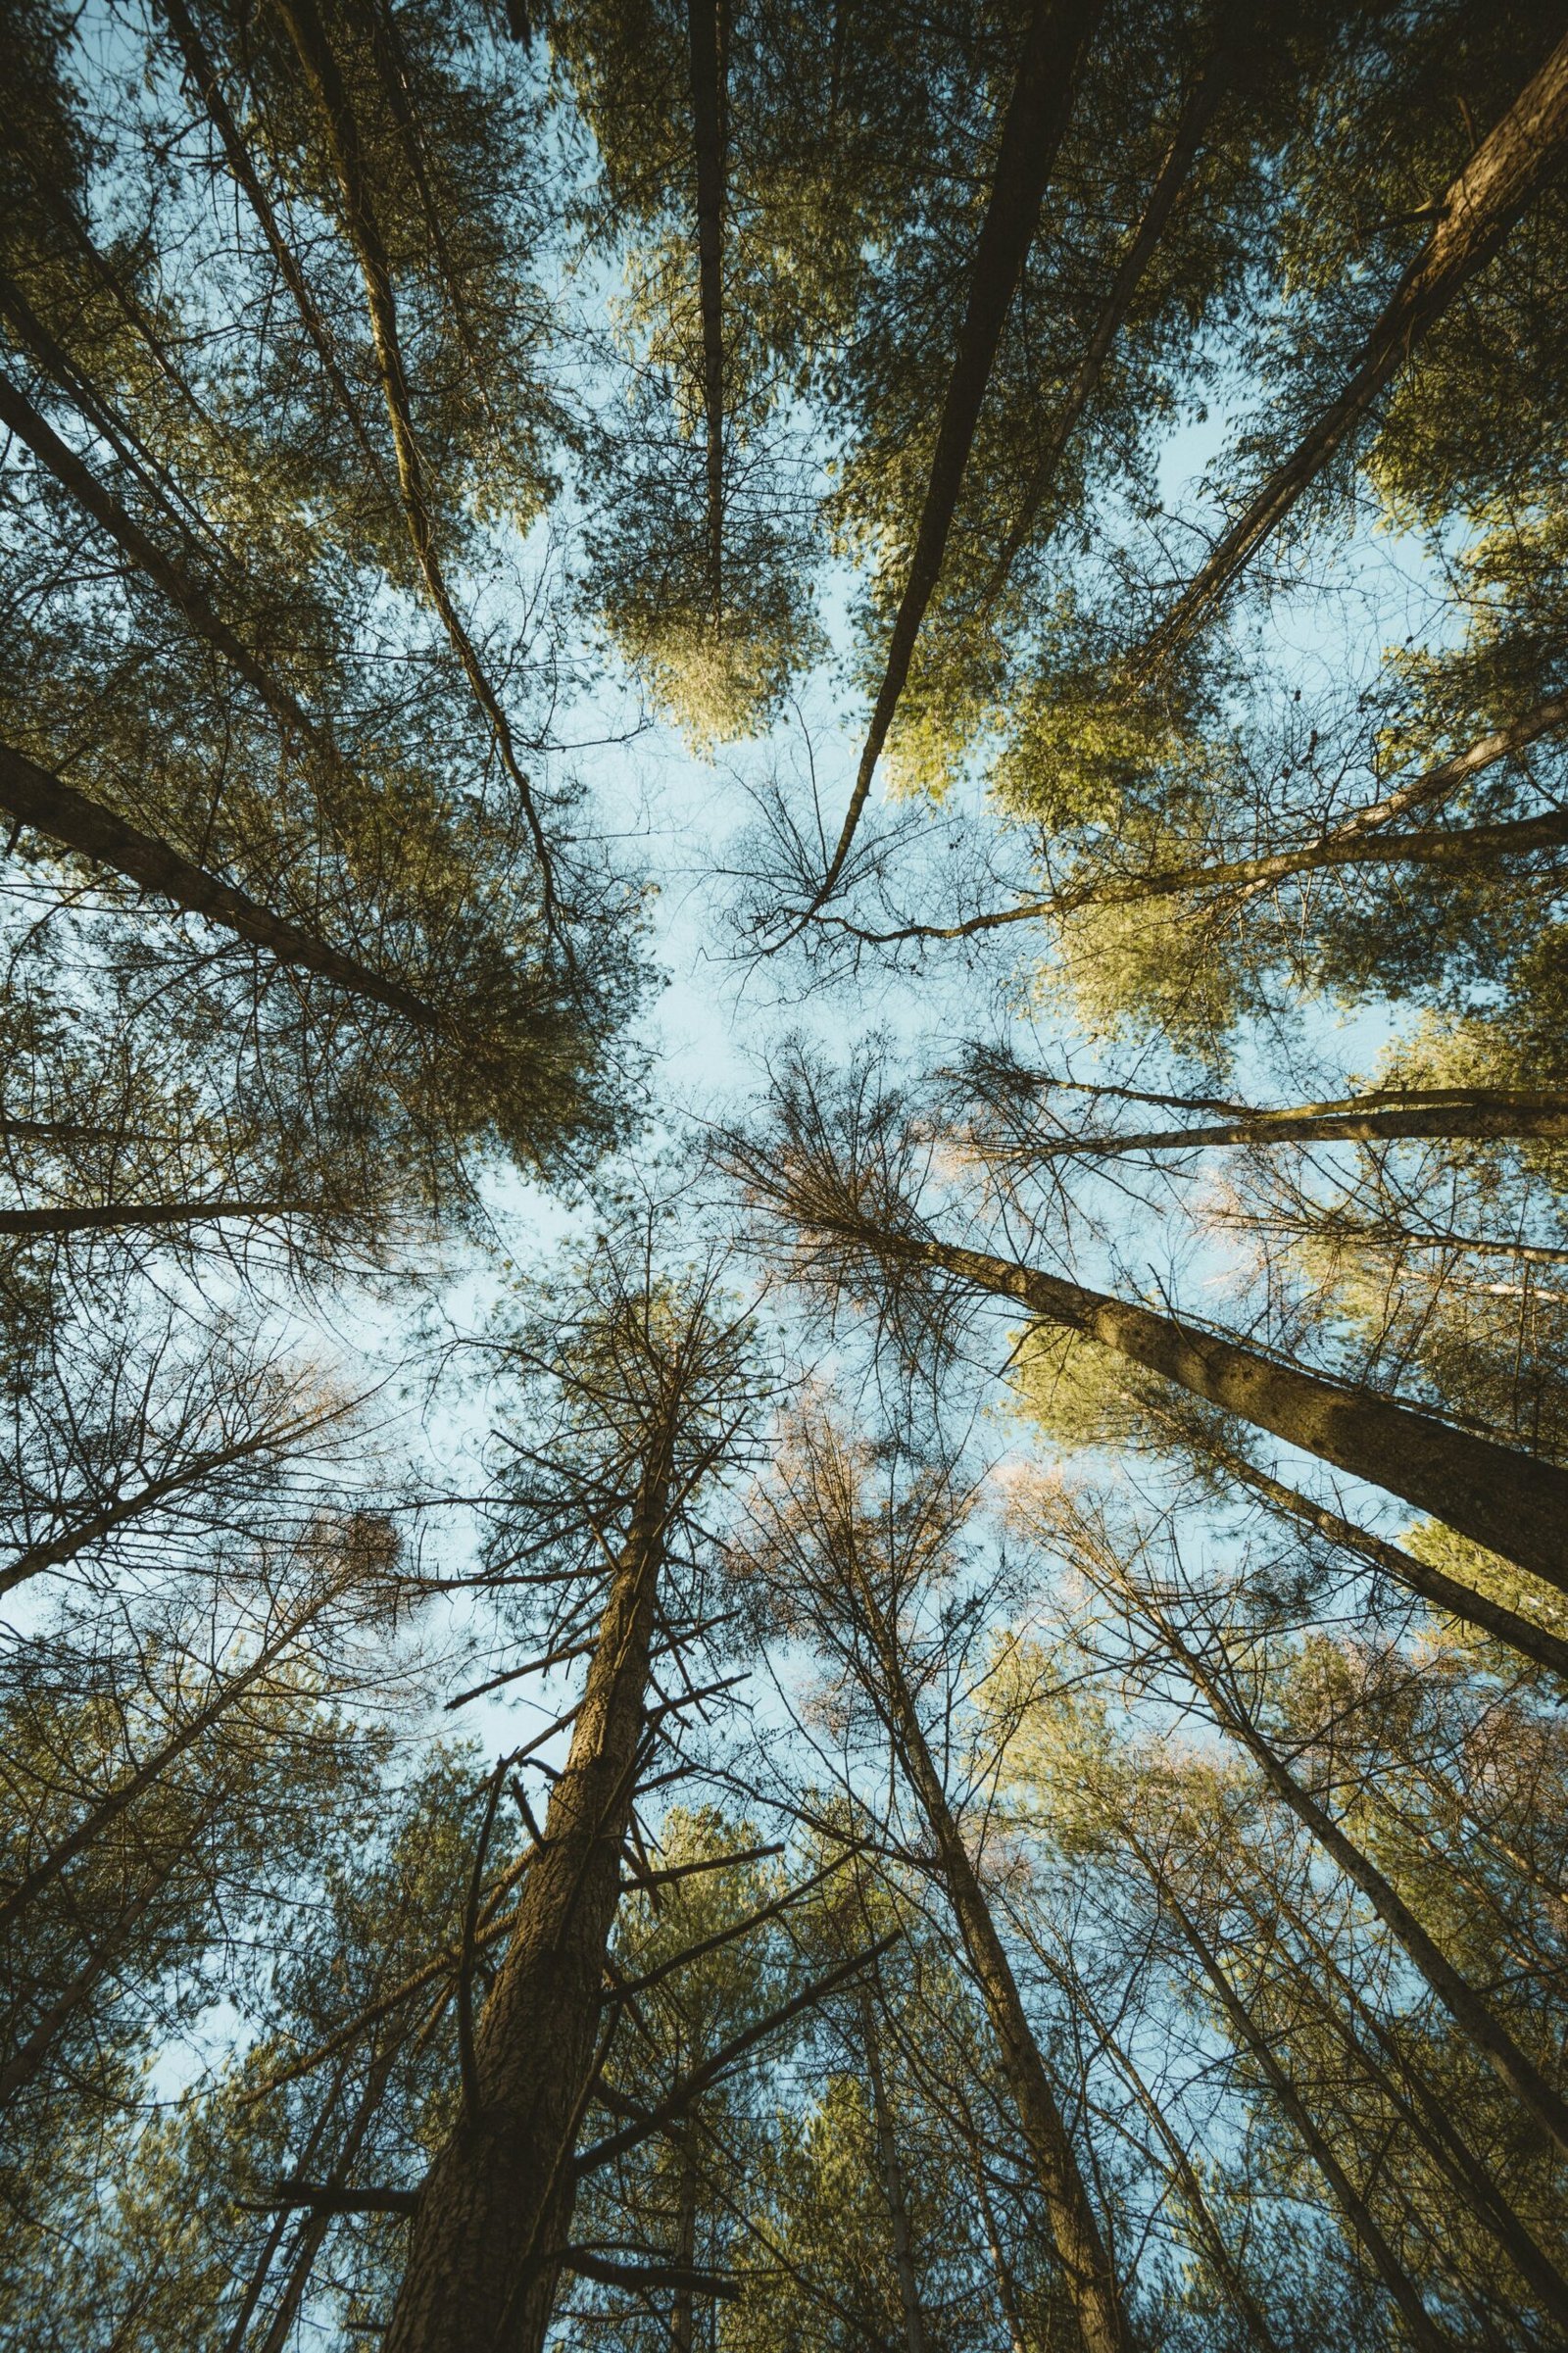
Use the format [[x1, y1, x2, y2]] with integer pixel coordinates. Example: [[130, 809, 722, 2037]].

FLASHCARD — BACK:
[[846, 1566, 1132, 2353], [1142, 27, 1568, 659], [815, 0, 1102, 903], [687, 0, 726, 618], [0, 738, 446, 1029], [858, 1980, 927, 2353], [1018, 1086, 1568, 1160], [0, 1198, 320, 1239], [1209, 1437, 1568, 1684], [1159, 1883, 1456, 2353], [383, 1447, 671, 2353], [985, 38, 1233, 604], [669, 2127, 700, 2353], [880, 1226, 1568, 1593]]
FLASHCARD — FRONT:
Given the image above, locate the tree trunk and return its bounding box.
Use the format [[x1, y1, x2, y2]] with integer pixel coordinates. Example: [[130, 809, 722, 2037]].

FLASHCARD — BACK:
[[985, 37, 1233, 603], [858, 1980, 927, 2353], [272, 0, 556, 905], [0, 1583, 336, 1934], [1164, 1620, 1568, 2162], [254, 2038, 402, 2353], [963, 2137, 1030, 2353], [383, 1448, 672, 2353], [1143, 27, 1568, 657], [670, 2128, 699, 2353], [0, 739, 445, 1029], [846, 1570, 1132, 2353], [687, 0, 726, 618], [0, 368, 326, 763], [816, 0, 1102, 901], [889, 1227, 1568, 1592], [1207, 1436, 1568, 1684], [1159, 1882, 1456, 2353], [1022, 1086, 1568, 1159], [0, 1198, 323, 1239]]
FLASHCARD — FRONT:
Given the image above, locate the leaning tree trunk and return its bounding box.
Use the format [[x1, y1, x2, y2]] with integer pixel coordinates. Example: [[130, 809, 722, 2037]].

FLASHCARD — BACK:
[[815, 0, 1102, 902], [383, 1446, 672, 2353], [1158, 1879, 1456, 2353], [882, 1226, 1568, 1592], [687, 0, 726, 620], [0, 740, 447, 1030], [847, 1569, 1133, 2353], [1142, 26, 1568, 659]]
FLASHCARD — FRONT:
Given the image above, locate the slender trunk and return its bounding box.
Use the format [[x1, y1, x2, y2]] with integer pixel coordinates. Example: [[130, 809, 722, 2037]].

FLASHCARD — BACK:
[[1160, 1882, 1455, 2353], [986, 39, 1233, 603], [881, 1226, 1568, 1592], [816, 0, 1102, 902], [0, 1198, 325, 1239], [1142, 28, 1568, 658], [0, 1585, 336, 1934], [1, 1404, 335, 1597], [1250, 1874, 1568, 2330], [1022, 1086, 1568, 1159], [1208, 1437, 1568, 1684], [272, 0, 556, 907], [158, 0, 390, 489], [255, 2038, 401, 2353], [0, 739, 445, 1029], [0, 369, 327, 764], [1162, 1618, 1568, 2161], [858, 1981, 927, 2353], [687, 0, 725, 618], [1030, 1944, 1286, 2353], [384, 1447, 672, 2353], [846, 1572, 1131, 2353], [1039, 798, 1568, 915], [220, 2059, 354, 2353], [670, 2128, 699, 2353], [963, 2138, 1029, 2353]]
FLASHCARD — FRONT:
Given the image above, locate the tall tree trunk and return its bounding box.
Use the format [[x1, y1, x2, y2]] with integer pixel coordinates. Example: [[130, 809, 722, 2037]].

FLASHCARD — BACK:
[[1142, 27, 1568, 659], [1013, 1086, 1568, 1159], [1204, 1436, 1568, 1683], [1157, 1614, 1568, 2161], [687, 0, 725, 619], [0, 369, 328, 765], [845, 1569, 1132, 2353], [1246, 1872, 1568, 2329], [815, 0, 1102, 903], [875, 1225, 1568, 1592], [670, 2127, 700, 2353], [271, 0, 557, 908], [985, 37, 1233, 603], [0, 739, 446, 1030], [1158, 1880, 1456, 2353], [0, 1583, 337, 1934], [0, 1198, 322, 1239], [384, 1446, 672, 2353], [858, 1980, 927, 2353]]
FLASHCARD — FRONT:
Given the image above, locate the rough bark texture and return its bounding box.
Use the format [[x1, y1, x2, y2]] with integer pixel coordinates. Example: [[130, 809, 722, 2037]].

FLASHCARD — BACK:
[[383, 1454, 670, 2353], [900, 1230, 1568, 1592], [1163, 1887, 1454, 2353], [1143, 26, 1568, 658], [669, 2129, 699, 2353], [687, 0, 726, 615], [0, 739, 443, 1027], [859, 1981, 927, 2353], [816, 0, 1102, 901], [852, 1575, 1131, 2353]]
